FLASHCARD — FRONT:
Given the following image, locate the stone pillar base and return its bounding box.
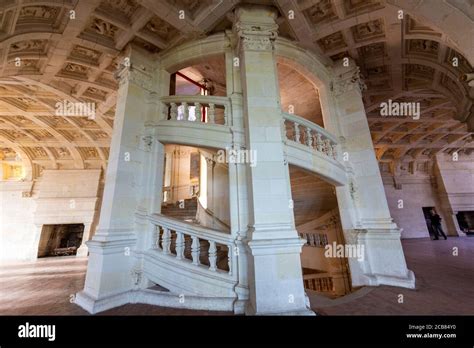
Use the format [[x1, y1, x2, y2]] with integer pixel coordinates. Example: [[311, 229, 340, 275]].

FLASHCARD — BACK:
[[344, 229, 416, 289], [245, 237, 315, 315], [76, 244, 88, 257], [245, 302, 316, 316], [75, 231, 137, 312]]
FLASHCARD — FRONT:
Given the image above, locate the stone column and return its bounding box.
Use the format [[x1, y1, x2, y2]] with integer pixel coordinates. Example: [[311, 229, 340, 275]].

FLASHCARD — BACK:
[[451, 212, 465, 236], [233, 5, 312, 315], [225, 43, 250, 313], [75, 46, 156, 313], [444, 210, 465, 236], [332, 61, 415, 289]]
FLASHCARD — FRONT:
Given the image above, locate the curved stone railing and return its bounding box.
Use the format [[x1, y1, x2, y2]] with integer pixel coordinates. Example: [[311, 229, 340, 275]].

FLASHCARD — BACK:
[[282, 112, 338, 161], [160, 95, 231, 126], [143, 213, 238, 298]]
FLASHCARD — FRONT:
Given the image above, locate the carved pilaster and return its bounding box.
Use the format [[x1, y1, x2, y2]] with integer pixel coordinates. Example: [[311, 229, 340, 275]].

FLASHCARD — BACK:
[[331, 66, 367, 97]]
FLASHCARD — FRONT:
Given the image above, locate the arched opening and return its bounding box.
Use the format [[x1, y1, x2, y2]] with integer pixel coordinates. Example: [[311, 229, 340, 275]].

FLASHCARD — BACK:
[[164, 53, 227, 124], [289, 164, 352, 298], [161, 144, 230, 233], [277, 59, 325, 128]]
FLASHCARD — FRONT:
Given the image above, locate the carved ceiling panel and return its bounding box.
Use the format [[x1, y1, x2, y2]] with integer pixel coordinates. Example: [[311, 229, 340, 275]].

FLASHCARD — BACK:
[[0, 0, 471, 177]]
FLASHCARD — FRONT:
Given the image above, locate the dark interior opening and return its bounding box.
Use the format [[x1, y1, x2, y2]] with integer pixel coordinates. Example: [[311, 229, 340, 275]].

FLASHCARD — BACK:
[[37, 224, 84, 257], [456, 211, 474, 235]]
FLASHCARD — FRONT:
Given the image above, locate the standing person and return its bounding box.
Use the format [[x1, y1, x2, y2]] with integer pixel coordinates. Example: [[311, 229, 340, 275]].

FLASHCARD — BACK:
[[430, 209, 447, 240]]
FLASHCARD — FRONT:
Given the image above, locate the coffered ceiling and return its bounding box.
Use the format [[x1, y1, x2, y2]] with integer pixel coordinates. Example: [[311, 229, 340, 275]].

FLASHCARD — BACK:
[[0, 0, 472, 179]]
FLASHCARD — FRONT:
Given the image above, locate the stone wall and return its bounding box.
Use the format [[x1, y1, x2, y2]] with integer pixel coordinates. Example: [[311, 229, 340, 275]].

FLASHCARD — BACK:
[[384, 177, 447, 239], [0, 181, 36, 261], [0, 169, 101, 262], [384, 153, 474, 239]]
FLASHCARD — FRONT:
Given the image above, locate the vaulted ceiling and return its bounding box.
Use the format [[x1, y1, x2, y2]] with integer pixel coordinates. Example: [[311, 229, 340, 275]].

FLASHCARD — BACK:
[[0, 0, 472, 179]]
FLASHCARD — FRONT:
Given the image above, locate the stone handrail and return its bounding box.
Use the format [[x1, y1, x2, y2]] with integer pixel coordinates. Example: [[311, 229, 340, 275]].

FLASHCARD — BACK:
[[160, 95, 230, 126], [148, 213, 236, 275], [282, 112, 338, 160], [196, 196, 231, 232]]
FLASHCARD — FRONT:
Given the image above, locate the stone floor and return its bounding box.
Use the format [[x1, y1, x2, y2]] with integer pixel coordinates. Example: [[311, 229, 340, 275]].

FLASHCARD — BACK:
[[0, 256, 229, 315], [0, 237, 473, 315], [310, 236, 474, 315]]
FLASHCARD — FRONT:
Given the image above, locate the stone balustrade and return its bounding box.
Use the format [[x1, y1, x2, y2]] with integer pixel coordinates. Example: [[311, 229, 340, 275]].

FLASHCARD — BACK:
[[282, 112, 339, 161], [300, 232, 329, 248], [149, 213, 235, 276], [160, 95, 230, 126], [303, 274, 334, 293]]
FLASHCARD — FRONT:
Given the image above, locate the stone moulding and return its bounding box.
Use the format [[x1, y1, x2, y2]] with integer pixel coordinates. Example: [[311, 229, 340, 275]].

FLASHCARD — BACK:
[[159, 33, 230, 73], [75, 288, 238, 315]]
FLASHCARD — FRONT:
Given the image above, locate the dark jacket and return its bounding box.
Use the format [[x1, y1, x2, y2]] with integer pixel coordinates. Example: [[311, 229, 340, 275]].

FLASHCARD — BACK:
[[430, 214, 442, 226]]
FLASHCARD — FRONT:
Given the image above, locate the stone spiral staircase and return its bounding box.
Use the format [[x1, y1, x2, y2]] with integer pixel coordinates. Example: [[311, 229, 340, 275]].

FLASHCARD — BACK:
[[161, 197, 198, 222], [160, 196, 230, 272]]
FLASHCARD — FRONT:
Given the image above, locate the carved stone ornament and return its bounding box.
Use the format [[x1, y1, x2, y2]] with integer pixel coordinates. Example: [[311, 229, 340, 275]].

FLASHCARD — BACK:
[[141, 135, 154, 152], [114, 62, 153, 91], [234, 22, 279, 51], [332, 66, 367, 96]]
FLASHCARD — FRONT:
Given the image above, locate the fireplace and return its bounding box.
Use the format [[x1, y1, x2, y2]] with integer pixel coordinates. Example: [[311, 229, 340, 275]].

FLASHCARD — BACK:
[[37, 224, 84, 257]]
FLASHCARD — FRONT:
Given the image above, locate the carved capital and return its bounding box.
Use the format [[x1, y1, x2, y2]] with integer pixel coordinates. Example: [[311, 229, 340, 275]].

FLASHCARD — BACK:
[[115, 63, 153, 91], [233, 6, 279, 52], [234, 23, 278, 51], [141, 134, 155, 152], [331, 66, 367, 97]]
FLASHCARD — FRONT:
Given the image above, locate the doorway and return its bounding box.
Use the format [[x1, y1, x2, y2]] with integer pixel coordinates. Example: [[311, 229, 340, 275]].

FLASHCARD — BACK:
[[37, 224, 84, 257], [422, 207, 435, 238]]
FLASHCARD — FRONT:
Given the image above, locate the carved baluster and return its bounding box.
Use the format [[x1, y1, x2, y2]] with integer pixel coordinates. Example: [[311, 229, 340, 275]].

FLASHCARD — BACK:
[[316, 133, 324, 152], [324, 139, 333, 157], [332, 144, 338, 160], [162, 228, 171, 254], [154, 226, 161, 249], [227, 246, 232, 275], [208, 241, 217, 271], [306, 127, 312, 147], [175, 231, 184, 260], [161, 103, 168, 121], [195, 102, 202, 122], [182, 102, 189, 121], [208, 103, 215, 124], [294, 123, 300, 143], [224, 105, 228, 126], [170, 103, 178, 120], [191, 236, 200, 265]]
